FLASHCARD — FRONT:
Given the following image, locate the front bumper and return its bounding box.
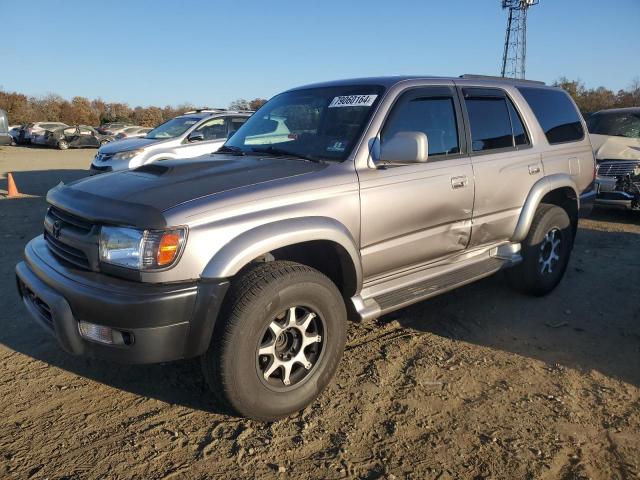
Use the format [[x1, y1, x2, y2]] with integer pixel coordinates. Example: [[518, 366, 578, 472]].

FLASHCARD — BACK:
[[594, 175, 637, 210], [16, 237, 228, 364], [578, 186, 597, 218]]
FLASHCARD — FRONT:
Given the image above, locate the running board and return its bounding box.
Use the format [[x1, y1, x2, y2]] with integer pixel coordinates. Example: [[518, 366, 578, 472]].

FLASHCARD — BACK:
[[351, 242, 521, 321]]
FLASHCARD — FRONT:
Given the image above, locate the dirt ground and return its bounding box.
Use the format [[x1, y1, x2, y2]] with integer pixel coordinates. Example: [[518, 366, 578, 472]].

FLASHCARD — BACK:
[[0, 145, 638, 480]]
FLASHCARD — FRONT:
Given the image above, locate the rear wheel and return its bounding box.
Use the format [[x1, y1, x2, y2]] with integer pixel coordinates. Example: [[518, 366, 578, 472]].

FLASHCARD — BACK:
[[507, 203, 573, 296], [201, 261, 346, 421], [57, 140, 69, 150]]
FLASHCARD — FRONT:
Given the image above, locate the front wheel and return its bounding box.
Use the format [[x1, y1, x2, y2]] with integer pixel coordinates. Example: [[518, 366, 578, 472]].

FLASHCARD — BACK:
[[201, 261, 347, 421], [507, 203, 573, 296], [57, 140, 69, 150]]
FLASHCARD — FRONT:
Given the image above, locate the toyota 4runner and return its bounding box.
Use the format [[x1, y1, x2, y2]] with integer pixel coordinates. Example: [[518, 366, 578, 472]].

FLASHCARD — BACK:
[[16, 75, 596, 421]]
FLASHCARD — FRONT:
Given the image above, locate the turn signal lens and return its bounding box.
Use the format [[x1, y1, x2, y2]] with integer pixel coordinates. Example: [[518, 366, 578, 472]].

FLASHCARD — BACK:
[[157, 232, 181, 266]]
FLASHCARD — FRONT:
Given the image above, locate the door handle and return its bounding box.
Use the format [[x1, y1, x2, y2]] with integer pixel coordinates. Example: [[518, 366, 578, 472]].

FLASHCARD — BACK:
[[451, 176, 468, 189], [528, 164, 541, 175]]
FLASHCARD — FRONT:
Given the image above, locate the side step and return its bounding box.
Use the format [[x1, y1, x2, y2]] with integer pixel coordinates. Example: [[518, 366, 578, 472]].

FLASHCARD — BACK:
[[351, 243, 521, 320], [374, 256, 504, 311]]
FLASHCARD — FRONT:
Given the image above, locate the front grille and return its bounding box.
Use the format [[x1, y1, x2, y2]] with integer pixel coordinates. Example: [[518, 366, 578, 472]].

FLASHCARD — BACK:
[[95, 153, 115, 163], [44, 206, 97, 270], [596, 160, 640, 178], [48, 206, 93, 233], [44, 232, 91, 269]]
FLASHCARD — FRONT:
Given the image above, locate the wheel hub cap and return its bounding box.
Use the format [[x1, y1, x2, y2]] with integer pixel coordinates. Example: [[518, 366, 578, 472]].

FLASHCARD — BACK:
[[538, 228, 561, 274], [257, 306, 324, 388]]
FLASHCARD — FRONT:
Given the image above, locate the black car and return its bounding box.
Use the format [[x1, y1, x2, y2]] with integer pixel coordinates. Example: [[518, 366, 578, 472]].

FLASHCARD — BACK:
[[44, 125, 113, 150]]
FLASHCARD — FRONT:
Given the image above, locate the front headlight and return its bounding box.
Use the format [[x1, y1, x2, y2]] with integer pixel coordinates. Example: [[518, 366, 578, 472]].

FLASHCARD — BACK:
[[112, 149, 144, 161], [99, 226, 187, 270]]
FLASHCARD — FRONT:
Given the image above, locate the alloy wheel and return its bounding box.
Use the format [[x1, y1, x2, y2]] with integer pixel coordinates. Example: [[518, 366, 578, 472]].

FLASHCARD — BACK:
[[256, 306, 325, 390]]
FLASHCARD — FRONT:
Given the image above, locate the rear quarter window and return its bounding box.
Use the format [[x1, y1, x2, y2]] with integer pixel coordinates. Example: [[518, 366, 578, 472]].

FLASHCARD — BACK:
[[518, 87, 584, 144]]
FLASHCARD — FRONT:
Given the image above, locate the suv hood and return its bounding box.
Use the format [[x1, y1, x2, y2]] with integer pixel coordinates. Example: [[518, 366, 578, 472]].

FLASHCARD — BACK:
[[590, 133, 640, 161], [47, 156, 327, 229], [98, 136, 166, 154]]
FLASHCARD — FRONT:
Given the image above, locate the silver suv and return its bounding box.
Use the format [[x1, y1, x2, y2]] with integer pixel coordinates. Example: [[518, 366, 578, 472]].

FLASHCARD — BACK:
[[16, 75, 596, 421], [90, 109, 252, 174]]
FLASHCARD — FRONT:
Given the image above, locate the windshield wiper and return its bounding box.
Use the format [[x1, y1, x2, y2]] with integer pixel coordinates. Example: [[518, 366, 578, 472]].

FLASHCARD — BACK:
[[251, 146, 321, 163], [215, 145, 245, 156]]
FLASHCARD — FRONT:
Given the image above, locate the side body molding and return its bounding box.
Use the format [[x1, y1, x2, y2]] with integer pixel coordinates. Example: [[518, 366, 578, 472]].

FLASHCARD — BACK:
[[511, 173, 579, 242], [201, 216, 363, 290]]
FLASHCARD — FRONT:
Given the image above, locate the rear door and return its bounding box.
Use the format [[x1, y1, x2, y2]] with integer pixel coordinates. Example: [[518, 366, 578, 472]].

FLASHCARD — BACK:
[[459, 87, 541, 247], [64, 127, 81, 146], [359, 86, 474, 278], [78, 127, 98, 147]]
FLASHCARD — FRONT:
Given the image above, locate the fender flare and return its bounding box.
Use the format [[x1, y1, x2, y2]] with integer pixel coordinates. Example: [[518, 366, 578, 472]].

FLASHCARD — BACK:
[[201, 216, 363, 290], [511, 173, 579, 242]]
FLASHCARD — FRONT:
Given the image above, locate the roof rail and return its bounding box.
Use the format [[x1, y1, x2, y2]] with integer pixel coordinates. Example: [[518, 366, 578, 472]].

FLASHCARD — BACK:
[[183, 108, 227, 114], [459, 74, 545, 85]]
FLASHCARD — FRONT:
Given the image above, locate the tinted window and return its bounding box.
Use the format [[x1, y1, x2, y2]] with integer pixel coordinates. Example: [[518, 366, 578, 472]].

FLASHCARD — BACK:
[[518, 87, 584, 144], [195, 118, 226, 140], [464, 96, 513, 151], [230, 117, 247, 133], [507, 98, 529, 146], [586, 111, 640, 139], [382, 96, 459, 156]]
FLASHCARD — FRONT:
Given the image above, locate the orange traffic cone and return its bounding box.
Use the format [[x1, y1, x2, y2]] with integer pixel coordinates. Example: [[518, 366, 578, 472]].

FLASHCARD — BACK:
[[7, 172, 20, 197]]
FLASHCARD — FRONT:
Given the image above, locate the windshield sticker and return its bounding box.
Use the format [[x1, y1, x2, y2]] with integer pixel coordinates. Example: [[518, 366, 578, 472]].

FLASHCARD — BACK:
[[327, 140, 347, 152], [184, 120, 197, 125], [329, 95, 378, 108]]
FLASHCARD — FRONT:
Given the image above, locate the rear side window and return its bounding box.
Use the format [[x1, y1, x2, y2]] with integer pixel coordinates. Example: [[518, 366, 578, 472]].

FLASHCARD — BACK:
[[464, 96, 513, 151], [518, 87, 584, 144]]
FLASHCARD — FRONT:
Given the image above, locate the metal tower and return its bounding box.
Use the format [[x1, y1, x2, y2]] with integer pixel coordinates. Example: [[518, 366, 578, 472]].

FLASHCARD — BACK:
[[500, 0, 539, 79]]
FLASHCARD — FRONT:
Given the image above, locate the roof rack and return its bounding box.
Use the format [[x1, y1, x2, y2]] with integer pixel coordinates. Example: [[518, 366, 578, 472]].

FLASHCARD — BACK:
[[183, 108, 227, 114], [459, 74, 545, 85], [182, 108, 255, 115]]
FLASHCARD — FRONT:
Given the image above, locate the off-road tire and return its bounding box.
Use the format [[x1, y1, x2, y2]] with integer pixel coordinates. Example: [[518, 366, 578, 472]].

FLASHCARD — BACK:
[[507, 203, 573, 296], [201, 260, 347, 421]]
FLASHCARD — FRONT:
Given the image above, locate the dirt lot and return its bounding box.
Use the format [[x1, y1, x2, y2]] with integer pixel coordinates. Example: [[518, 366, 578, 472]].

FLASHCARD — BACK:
[[0, 145, 638, 479]]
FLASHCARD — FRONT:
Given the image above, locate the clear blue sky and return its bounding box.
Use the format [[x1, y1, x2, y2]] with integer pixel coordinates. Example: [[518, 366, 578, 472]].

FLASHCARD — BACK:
[[2, 0, 638, 108]]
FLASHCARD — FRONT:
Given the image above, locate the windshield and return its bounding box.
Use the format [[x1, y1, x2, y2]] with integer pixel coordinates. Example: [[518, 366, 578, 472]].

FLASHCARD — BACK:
[[224, 85, 385, 161], [587, 111, 640, 138], [145, 116, 201, 139]]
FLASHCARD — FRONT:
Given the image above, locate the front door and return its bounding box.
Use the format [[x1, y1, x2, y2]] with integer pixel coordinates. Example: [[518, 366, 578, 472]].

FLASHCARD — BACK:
[[359, 86, 474, 279], [176, 117, 228, 158]]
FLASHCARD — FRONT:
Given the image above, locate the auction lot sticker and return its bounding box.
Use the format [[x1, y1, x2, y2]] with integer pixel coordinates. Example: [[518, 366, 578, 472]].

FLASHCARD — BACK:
[[329, 95, 378, 108]]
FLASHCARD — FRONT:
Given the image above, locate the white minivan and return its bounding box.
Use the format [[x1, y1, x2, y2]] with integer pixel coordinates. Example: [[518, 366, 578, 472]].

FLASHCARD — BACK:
[[90, 109, 252, 174]]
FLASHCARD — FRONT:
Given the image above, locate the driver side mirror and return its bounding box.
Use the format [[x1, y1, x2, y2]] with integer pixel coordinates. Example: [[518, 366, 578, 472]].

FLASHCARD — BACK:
[[188, 131, 205, 142], [378, 131, 429, 164]]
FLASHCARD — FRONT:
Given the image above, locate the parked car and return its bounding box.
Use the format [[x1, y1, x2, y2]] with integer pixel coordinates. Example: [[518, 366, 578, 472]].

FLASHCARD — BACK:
[[8, 125, 23, 144], [0, 110, 11, 146], [90, 109, 251, 174], [96, 123, 132, 135], [114, 127, 152, 140], [16, 75, 596, 421], [17, 122, 68, 144], [588, 107, 640, 210], [44, 125, 113, 150]]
